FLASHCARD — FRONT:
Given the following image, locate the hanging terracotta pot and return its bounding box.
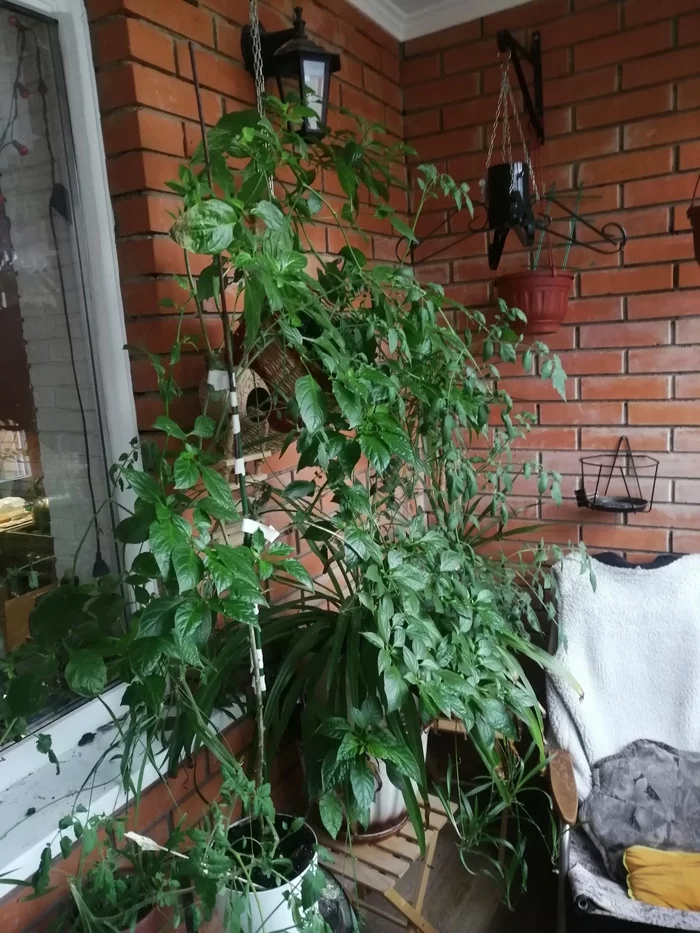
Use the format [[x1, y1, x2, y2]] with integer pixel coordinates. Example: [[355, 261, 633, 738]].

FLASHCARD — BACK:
[[494, 269, 574, 336], [687, 174, 700, 266]]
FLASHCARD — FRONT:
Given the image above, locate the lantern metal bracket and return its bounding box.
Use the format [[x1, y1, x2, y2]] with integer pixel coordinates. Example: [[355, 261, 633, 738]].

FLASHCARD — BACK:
[[496, 29, 544, 144], [241, 12, 298, 78]]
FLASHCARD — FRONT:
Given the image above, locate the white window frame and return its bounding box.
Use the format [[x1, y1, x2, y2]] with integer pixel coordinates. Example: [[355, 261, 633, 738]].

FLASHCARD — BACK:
[[0, 0, 142, 890]]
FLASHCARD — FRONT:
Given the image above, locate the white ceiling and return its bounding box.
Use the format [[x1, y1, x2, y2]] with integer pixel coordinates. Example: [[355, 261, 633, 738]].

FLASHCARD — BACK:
[[347, 0, 529, 42]]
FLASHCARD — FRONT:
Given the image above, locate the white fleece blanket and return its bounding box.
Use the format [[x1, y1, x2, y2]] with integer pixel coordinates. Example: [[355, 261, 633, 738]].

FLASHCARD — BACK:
[[547, 554, 700, 799]]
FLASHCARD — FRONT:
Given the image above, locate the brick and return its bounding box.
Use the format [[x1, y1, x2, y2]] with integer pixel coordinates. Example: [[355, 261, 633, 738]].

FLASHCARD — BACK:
[[128, 315, 221, 354], [443, 93, 499, 130], [679, 264, 700, 288], [216, 19, 243, 61], [410, 126, 482, 161], [679, 11, 700, 46], [556, 349, 626, 375], [624, 172, 699, 208], [363, 67, 401, 110], [121, 277, 191, 316], [510, 426, 579, 449], [107, 150, 183, 195], [404, 72, 480, 111], [400, 53, 441, 85], [673, 204, 692, 231], [93, 16, 176, 71], [624, 0, 698, 26], [575, 21, 672, 72], [623, 46, 700, 90], [541, 127, 619, 167], [113, 193, 179, 235], [566, 297, 623, 323], [579, 148, 673, 186], [629, 401, 700, 425], [582, 524, 669, 551], [540, 401, 624, 424], [576, 85, 673, 129], [675, 429, 700, 451], [676, 374, 700, 398], [630, 346, 700, 372], [404, 20, 481, 57], [624, 233, 695, 265], [498, 377, 563, 402], [341, 82, 384, 123], [101, 109, 185, 157], [99, 62, 221, 123], [176, 43, 254, 103], [680, 142, 700, 172], [582, 207, 669, 240], [580, 265, 673, 296], [101, 0, 214, 46], [337, 20, 382, 71], [547, 67, 617, 107], [582, 426, 670, 451], [673, 530, 700, 551], [581, 375, 670, 399], [202, 0, 249, 22], [678, 78, 700, 111], [538, 4, 620, 48], [625, 110, 700, 151], [677, 318, 700, 343], [628, 291, 700, 318], [443, 40, 502, 76], [404, 109, 440, 139], [380, 47, 400, 82]]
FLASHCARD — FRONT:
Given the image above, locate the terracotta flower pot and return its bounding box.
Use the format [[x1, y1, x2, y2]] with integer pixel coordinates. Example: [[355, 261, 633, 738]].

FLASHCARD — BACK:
[[494, 269, 574, 336]]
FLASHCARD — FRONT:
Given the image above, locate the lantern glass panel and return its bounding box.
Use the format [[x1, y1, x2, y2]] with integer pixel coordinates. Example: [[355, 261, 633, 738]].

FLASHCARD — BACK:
[[301, 56, 326, 132]]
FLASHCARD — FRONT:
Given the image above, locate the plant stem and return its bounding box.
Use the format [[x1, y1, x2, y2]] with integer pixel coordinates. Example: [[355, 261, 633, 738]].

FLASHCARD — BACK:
[[183, 250, 214, 361]]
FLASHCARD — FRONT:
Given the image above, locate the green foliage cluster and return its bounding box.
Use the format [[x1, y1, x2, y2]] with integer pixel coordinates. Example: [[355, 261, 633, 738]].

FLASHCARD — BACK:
[[0, 95, 588, 928]]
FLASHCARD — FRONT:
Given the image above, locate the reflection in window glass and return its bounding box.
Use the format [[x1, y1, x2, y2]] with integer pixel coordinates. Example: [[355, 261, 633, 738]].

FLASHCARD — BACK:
[[0, 6, 116, 715]]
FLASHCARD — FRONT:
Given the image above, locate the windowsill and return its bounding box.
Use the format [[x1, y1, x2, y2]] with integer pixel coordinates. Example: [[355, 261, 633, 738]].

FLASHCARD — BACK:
[[0, 685, 240, 895]]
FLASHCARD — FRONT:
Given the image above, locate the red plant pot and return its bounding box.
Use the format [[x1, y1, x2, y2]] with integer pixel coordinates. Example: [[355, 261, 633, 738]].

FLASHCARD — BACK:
[[494, 270, 574, 336], [688, 204, 700, 265]]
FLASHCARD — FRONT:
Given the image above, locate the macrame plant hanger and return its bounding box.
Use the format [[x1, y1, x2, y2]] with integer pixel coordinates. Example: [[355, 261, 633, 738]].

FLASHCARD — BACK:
[[482, 56, 541, 270]]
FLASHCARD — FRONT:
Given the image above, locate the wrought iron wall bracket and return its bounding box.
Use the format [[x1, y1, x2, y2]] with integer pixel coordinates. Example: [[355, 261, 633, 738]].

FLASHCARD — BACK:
[[496, 29, 544, 144]]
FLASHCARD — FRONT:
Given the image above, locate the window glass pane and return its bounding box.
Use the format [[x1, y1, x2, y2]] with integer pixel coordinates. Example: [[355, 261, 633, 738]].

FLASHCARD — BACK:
[[0, 5, 117, 726]]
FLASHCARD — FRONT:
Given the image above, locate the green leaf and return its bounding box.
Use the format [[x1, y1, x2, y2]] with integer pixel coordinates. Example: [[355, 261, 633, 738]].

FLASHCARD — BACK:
[[551, 480, 563, 506], [171, 543, 202, 593], [197, 264, 220, 302], [65, 650, 107, 698], [537, 472, 548, 496], [243, 276, 266, 348], [115, 502, 156, 544], [251, 199, 286, 231], [384, 666, 408, 713], [282, 479, 316, 499], [332, 380, 363, 428], [295, 375, 328, 433], [440, 550, 461, 572], [481, 697, 517, 740], [173, 454, 200, 490], [60, 836, 72, 859], [174, 598, 210, 641], [389, 214, 418, 244], [307, 191, 322, 216], [170, 199, 237, 254], [201, 467, 236, 521], [123, 468, 162, 505], [149, 519, 186, 578], [129, 637, 166, 676], [319, 792, 343, 839], [7, 673, 47, 719], [278, 558, 313, 590], [192, 415, 216, 439], [153, 415, 187, 440], [301, 867, 327, 911], [350, 759, 376, 813], [137, 597, 181, 638], [360, 433, 391, 473]]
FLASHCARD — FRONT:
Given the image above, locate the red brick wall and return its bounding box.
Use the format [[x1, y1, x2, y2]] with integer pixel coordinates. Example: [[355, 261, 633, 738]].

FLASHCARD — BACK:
[[404, 0, 700, 559]]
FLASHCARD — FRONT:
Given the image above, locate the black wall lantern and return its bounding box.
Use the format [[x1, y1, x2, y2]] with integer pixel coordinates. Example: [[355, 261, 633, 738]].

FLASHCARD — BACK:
[[241, 6, 341, 140]]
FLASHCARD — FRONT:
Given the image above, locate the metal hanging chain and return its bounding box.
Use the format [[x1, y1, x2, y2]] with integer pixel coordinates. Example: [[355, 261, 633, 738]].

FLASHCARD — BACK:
[[249, 0, 275, 198], [482, 59, 540, 202]]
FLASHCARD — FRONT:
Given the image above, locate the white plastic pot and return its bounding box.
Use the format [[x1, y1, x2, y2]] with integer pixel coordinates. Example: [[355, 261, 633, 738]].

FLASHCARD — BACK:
[[356, 728, 430, 842], [215, 817, 318, 933]]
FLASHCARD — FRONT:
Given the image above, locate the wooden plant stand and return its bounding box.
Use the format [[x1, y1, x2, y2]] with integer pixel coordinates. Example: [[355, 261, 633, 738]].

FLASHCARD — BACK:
[[315, 794, 455, 933]]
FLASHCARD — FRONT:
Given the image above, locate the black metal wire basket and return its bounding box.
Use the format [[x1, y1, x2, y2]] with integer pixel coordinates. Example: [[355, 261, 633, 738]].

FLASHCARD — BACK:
[[576, 436, 659, 514]]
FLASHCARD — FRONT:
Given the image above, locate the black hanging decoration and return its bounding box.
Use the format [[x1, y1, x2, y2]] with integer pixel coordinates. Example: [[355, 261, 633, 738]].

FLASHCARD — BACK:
[[576, 437, 659, 514]]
